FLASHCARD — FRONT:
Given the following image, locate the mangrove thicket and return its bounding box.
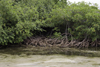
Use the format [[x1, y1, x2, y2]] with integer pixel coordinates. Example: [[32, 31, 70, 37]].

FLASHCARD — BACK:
[[0, 0, 100, 48]]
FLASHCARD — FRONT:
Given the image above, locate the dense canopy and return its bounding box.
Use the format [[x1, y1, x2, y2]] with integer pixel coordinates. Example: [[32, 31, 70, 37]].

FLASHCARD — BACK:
[[0, 0, 100, 46]]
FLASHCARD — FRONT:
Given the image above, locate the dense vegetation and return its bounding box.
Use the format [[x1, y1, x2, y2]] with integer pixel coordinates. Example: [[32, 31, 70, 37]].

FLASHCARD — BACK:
[[0, 0, 100, 47]]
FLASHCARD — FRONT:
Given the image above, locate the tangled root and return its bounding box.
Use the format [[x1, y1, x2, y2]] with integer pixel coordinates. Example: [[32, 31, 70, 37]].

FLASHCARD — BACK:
[[23, 36, 99, 48]]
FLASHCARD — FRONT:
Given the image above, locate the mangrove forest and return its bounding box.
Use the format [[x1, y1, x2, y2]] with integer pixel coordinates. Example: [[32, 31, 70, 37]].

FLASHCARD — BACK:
[[0, 0, 100, 48]]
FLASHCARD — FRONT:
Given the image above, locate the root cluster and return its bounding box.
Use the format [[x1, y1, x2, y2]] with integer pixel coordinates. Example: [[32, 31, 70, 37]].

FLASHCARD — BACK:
[[23, 36, 100, 48]]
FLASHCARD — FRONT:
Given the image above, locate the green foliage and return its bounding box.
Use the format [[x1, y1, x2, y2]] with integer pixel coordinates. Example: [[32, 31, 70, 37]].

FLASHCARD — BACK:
[[48, 1, 100, 41], [0, 0, 100, 45], [0, 0, 46, 45], [52, 27, 62, 38], [52, 32, 62, 38]]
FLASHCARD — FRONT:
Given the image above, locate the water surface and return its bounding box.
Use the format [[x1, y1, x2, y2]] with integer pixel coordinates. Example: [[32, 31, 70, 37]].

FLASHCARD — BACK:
[[0, 46, 100, 67], [0, 54, 100, 67]]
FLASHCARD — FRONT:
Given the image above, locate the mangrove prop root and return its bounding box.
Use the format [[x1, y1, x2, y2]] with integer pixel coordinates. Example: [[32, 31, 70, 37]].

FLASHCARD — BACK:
[[23, 36, 99, 48]]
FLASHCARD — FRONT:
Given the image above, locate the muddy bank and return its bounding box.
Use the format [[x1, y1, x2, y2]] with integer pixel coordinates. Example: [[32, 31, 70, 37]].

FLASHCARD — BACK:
[[0, 45, 100, 57]]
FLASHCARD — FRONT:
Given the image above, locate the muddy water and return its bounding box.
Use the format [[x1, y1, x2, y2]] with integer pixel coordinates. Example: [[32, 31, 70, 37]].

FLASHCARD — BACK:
[[0, 46, 100, 67], [0, 54, 100, 67]]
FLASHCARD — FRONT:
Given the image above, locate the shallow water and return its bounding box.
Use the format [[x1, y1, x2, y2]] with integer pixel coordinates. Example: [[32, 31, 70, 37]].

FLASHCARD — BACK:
[[0, 46, 100, 67], [0, 54, 100, 67]]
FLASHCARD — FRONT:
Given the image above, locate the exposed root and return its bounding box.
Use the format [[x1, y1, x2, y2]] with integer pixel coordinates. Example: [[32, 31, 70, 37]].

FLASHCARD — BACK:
[[23, 36, 99, 48]]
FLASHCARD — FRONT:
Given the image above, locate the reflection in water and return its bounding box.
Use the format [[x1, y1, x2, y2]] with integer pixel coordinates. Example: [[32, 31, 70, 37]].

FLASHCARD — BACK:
[[0, 46, 100, 67]]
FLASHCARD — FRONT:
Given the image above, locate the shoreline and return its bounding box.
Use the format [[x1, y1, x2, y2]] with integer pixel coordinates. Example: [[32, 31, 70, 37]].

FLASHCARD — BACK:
[[0, 45, 100, 57]]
